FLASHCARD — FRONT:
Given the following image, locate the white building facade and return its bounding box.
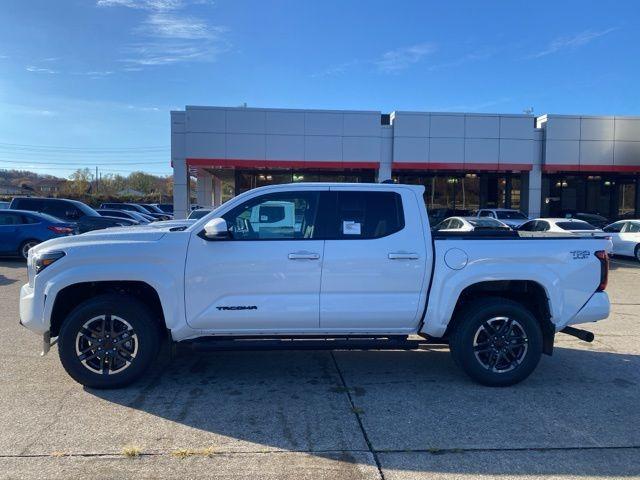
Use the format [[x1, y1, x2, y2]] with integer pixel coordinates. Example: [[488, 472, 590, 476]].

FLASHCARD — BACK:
[[171, 106, 640, 222]]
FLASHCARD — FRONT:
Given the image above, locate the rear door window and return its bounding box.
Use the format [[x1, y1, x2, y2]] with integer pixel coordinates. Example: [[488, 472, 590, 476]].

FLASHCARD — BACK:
[[326, 191, 404, 239], [556, 222, 597, 231], [0, 212, 26, 225], [13, 198, 44, 211]]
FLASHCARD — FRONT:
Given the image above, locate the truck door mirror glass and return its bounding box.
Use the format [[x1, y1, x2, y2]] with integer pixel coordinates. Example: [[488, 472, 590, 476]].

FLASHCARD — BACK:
[[203, 218, 229, 240]]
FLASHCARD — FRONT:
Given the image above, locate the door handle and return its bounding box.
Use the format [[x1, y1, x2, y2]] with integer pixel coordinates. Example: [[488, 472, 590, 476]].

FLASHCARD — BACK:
[[288, 252, 320, 260], [388, 252, 419, 260]]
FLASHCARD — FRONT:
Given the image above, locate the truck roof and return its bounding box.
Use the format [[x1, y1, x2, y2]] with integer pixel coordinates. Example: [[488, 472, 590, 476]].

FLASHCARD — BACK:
[[242, 182, 425, 194]]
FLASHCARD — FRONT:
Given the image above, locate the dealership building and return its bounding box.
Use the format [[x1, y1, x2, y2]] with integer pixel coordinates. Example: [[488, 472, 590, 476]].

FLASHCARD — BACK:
[[171, 106, 640, 221]]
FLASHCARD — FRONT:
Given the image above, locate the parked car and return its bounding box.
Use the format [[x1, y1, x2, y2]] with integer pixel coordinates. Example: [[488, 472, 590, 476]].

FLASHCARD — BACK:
[[428, 208, 472, 226], [153, 203, 173, 214], [20, 183, 611, 389], [188, 208, 212, 220], [434, 216, 511, 232], [477, 209, 529, 228], [140, 204, 173, 219], [100, 203, 170, 221], [0, 209, 76, 259], [96, 209, 149, 224], [603, 220, 640, 262], [519, 218, 603, 237], [558, 210, 609, 229], [10, 197, 136, 233]]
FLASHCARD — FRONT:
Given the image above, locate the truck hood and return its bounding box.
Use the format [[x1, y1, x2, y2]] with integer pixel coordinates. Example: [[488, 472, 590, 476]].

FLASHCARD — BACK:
[[30, 225, 169, 256]]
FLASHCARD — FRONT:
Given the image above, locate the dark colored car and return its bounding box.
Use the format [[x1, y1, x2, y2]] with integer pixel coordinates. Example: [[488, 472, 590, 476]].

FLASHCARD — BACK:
[[140, 204, 173, 218], [558, 210, 609, 228], [187, 208, 212, 220], [0, 209, 77, 259], [96, 209, 150, 224], [10, 197, 136, 233], [153, 203, 173, 214], [100, 203, 170, 221]]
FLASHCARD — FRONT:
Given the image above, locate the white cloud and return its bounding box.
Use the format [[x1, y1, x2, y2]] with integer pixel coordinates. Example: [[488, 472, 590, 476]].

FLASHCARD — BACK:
[[311, 60, 362, 78], [528, 28, 617, 59], [375, 43, 436, 73], [138, 12, 226, 40], [25, 66, 58, 74], [96, 0, 184, 11], [428, 47, 498, 71], [123, 41, 226, 65], [98, 0, 228, 67]]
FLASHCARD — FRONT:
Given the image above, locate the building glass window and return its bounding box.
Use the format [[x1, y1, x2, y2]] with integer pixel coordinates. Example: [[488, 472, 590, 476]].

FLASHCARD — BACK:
[[542, 173, 638, 221], [234, 169, 375, 195]]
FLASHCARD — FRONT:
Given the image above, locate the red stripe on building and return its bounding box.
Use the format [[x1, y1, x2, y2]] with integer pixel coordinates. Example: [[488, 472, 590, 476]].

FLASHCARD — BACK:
[[186, 158, 379, 170], [542, 164, 640, 173], [392, 162, 533, 172]]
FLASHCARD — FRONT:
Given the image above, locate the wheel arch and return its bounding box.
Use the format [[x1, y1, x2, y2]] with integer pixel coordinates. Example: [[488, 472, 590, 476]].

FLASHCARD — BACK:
[[49, 281, 167, 339], [444, 279, 555, 355]]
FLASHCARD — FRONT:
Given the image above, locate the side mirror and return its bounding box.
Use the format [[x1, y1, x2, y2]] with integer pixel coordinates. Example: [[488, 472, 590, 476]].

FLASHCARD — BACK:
[[202, 217, 229, 240]]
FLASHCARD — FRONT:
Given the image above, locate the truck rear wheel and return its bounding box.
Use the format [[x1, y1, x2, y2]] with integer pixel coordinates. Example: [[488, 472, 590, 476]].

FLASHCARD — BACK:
[[57, 294, 161, 389], [449, 298, 543, 387]]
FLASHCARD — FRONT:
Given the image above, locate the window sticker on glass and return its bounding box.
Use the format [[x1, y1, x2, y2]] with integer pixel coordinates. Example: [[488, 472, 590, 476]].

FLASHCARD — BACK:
[[343, 220, 361, 235]]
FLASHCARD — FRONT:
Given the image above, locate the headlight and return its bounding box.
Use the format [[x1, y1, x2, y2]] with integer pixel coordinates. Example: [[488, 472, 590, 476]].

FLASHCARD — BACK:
[[34, 251, 66, 274]]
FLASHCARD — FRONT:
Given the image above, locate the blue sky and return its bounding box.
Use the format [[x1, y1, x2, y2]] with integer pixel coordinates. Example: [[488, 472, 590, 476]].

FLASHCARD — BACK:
[[0, 0, 638, 177]]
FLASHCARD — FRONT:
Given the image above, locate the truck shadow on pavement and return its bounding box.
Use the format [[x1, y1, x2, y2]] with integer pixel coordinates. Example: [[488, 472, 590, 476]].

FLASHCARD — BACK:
[[87, 345, 640, 476]]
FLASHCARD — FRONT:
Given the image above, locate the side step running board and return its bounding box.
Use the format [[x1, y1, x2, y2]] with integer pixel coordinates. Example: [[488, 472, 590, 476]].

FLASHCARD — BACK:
[[560, 326, 595, 343], [180, 336, 447, 353]]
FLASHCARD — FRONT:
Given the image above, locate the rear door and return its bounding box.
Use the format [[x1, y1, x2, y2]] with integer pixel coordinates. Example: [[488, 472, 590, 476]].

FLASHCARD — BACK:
[[319, 187, 429, 331], [0, 212, 27, 254]]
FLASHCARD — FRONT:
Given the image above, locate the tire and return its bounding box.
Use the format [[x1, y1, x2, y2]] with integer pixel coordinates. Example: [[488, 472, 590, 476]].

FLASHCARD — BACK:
[[57, 294, 161, 389], [19, 239, 40, 260], [635, 244, 640, 263], [449, 297, 543, 387]]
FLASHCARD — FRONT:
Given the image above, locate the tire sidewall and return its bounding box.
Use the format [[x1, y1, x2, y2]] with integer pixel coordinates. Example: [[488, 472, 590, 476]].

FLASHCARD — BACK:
[[451, 299, 543, 387], [58, 294, 160, 389]]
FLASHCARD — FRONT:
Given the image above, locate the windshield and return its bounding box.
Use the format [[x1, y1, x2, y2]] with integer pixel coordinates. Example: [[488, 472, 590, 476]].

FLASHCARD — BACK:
[[556, 221, 597, 231], [468, 218, 503, 227], [188, 209, 212, 220], [142, 204, 163, 214], [30, 211, 66, 223], [71, 200, 99, 217], [496, 211, 527, 220]]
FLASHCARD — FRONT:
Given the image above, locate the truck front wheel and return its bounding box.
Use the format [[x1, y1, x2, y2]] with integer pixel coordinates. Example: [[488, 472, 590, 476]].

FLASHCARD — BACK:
[[449, 298, 543, 387], [57, 294, 161, 389]]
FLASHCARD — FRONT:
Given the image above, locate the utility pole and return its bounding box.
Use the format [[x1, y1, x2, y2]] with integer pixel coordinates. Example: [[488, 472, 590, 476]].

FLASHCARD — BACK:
[[95, 166, 99, 194]]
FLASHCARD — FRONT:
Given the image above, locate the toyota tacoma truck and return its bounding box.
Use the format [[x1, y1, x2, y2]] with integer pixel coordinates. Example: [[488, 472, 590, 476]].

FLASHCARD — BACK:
[[19, 183, 612, 388]]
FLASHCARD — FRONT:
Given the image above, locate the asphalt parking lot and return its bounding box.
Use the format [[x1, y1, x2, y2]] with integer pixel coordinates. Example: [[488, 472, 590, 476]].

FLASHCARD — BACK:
[[0, 258, 639, 479]]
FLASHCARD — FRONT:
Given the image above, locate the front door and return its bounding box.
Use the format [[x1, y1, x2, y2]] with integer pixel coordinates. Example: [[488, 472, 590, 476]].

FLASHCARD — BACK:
[[320, 188, 430, 331], [184, 188, 325, 332]]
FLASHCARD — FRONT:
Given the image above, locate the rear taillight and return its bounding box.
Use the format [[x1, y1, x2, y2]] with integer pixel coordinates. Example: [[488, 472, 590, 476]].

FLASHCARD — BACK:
[[48, 225, 74, 235], [594, 250, 609, 291]]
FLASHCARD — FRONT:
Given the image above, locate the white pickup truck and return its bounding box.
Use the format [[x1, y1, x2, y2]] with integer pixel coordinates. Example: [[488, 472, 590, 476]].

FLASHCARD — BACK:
[[19, 183, 612, 389]]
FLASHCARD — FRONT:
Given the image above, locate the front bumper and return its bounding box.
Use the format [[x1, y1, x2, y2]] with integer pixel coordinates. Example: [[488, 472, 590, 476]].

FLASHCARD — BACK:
[[565, 291, 611, 327], [19, 283, 47, 334]]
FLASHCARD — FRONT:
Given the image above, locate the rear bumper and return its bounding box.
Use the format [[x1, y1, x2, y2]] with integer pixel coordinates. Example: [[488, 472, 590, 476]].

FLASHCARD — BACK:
[[564, 291, 610, 328]]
